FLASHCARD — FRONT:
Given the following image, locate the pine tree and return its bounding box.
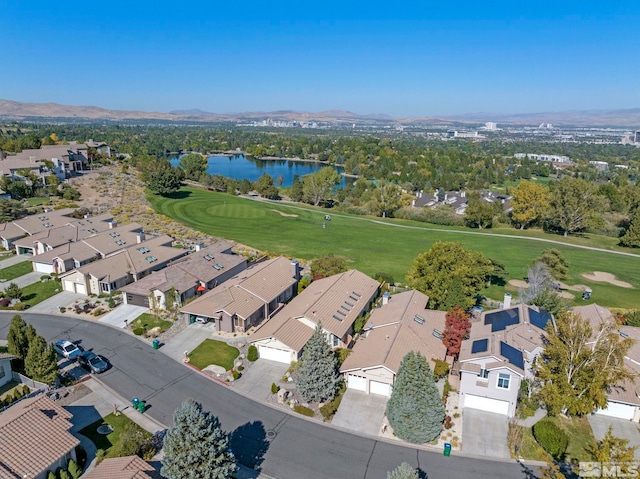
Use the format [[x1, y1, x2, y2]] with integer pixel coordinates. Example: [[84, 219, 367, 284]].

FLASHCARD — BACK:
[[296, 323, 339, 402], [386, 351, 445, 444], [388, 462, 420, 479], [7, 315, 31, 360], [24, 335, 58, 384], [161, 399, 236, 479]]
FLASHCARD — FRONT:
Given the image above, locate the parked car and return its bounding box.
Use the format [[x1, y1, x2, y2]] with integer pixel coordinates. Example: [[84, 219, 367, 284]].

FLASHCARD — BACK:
[[54, 340, 82, 360], [77, 351, 109, 374]]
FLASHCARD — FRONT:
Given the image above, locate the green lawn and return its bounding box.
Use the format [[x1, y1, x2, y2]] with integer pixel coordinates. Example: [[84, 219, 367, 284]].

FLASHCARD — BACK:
[[189, 339, 239, 371], [79, 413, 151, 458], [25, 197, 50, 206], [20, 279, 62, 308], [0, 261, 33, 281], [130, 313, 173, 333], [148, 187, 640, 308]]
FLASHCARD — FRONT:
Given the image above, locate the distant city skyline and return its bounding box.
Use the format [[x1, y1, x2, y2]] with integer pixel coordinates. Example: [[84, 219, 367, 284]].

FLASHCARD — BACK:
[[1, 1, 638, 117]]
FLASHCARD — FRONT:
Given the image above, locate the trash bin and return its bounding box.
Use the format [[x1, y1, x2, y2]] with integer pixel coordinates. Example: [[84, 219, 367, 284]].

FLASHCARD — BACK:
[[137, 400, 146, 413], [444, 443, 452, 457], [189, 315, 195, 324], [152, 339, 160, 350], [132, 397, 139, 408]]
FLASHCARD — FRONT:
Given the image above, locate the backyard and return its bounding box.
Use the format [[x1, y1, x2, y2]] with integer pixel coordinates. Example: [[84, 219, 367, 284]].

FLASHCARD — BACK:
[[188, 339, 239, 371], [148, 187, 640, 308]]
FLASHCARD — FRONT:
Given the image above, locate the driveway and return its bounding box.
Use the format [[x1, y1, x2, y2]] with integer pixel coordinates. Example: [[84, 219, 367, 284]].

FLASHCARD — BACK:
[[462, 408, 510, 458], [98, 304, 147, 328], [588, 415, 640, 460], [160, 321, 217, 362], [0, 272, 42, 290], [0, 254, 29, 269], [27, 291, 85, 314], [332, 389, 388, 437], [232, 358, 289, 401]]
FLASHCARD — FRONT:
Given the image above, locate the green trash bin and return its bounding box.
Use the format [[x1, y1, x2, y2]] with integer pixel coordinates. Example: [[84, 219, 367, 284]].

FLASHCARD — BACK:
[[189, 315, 195, 324], [152, 339, 160, 350], [137, 400, 146, 413], [444, 442, 452, 457]]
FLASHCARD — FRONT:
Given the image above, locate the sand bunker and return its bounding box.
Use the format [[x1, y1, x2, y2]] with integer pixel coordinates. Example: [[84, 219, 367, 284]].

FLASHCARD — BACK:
[[581, 272, 633, 288], [272, 209, 298, 218]]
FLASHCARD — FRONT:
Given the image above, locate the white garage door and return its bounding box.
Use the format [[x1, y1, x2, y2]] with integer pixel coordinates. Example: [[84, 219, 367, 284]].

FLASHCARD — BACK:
[[63, 280, 86, 295], [347, 374, 367, 391], [34, 262, 54, 274], [596, 402, 636, 420], [370, 380, 392, 397], [464, 394, 510, 415], [257, 345, 293, 364]]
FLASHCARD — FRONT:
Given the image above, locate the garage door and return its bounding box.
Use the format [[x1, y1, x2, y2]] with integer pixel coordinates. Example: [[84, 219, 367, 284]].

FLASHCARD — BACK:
[[34, 262, 54, 274], [63, 281, 86, 295], [464, 394, 510, 415], [258, 345, 293, 364], [596, 402, 636, 420], [347, 374, 366, 392], [370, 380, 392, 397], [126, 294, 150, 308]]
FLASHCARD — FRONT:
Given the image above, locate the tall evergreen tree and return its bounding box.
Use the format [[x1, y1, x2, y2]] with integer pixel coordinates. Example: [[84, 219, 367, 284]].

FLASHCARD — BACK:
[[24, 335, 58, 384], [387, 462, 420, 479], [386, 351, 444, 444], [7, 315, 31, 360], [162, 399, 236, 479], [619, 210, 640, 248], [296, 323, 339, 402]]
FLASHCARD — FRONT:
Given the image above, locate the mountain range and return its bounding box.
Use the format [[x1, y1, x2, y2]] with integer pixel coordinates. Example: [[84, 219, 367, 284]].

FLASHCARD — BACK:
[[0, 98, 639, 127]]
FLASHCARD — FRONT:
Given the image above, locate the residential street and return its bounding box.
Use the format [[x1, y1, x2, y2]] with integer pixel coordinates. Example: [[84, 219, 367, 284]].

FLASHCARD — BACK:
[[0, 312, 537, 479]]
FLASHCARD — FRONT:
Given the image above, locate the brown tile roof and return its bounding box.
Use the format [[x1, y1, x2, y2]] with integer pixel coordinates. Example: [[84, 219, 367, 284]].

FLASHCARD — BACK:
[[9, 208, 76, 236], [250, 270, 380, 352], [340, 290, 447, 374], [606, 325, 640, 406], [0, 221, 28, 241], [181, 257, 297, 319], [31, 240, 99, 265], [0, 395, 79, 479], [83, 455, 162, 479], [82, 222, 145, 256], [571, 303, 615, 333]]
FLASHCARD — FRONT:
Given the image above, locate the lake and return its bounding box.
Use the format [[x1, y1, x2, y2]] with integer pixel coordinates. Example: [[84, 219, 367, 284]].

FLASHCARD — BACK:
[[169, 154, 348, 188]]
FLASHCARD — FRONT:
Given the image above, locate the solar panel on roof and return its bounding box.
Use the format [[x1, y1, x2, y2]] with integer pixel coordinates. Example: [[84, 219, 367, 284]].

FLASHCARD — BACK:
[[500, 341, 525, 370], [529, 308, 552, 330], [349, 295, 358, 301], [485, 308, 520, 332], [352, 292, 361, 298], [414, 315, 425, 325], [471, 339, 488, 353], [345, 301, 354, 308], [340, 305, 350, 312], [333, 314, 343, 322], [336, 309, 346, 316]]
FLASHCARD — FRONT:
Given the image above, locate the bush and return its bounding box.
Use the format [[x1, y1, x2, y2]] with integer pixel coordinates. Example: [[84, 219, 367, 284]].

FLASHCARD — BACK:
[[247, 345, 258, 362], [95, 449, 106, 465], [444, 415, 453, 430], [40, 275, 51, 281], [334, 348, 351, 365], [532, 420, 568, 459], [231, 369, 240, 380], [319, 382, 346, 420], [92, 308, 104, 316], [432, 358, 450, 380], [47, 471, 56, 479], [271, 383, 279, 394], [13, 302, 26, 311], [67, 459, 82, 479], [624, 310, 640, 327], [293, 405, 315, 417], [0, 298, 9, 307], [59, 470, 71, 479], [132, 327, 145, 336]]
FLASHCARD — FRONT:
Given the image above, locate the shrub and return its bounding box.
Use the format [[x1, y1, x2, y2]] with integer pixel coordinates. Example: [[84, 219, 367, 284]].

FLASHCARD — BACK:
[[444, 415, 453, 430], [59, 307, 66, 313], [95, 449, 106, 465], [624, 310, 640, 327], [92, 308, 104, 316], [532, 420, 568, 459], [247, 345, 258, 362], [432, 358, 450, 380], [13, 302, 26, 311], [40, 275, 51, 281], [132, 327, 145, 336], [67, 459, 81, 479], [47, 471, 56, 479], [231, 369, 240, 380], [334, 348, 351, 365], [13, 387, 23, 400], [293, 405, 315, 417], [271, 382, 279, 394], [0, 298, 9, 308], [59, 470, 71, 479], [108, 296, 116, 308]]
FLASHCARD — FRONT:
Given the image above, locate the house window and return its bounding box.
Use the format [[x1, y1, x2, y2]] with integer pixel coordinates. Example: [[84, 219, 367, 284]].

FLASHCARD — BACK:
[[100, 283, 110, 293], [477, 368, 489, 380], [497, 373, 510, 389], [234, 316, 244, 328], [332, 335, 340, 348]]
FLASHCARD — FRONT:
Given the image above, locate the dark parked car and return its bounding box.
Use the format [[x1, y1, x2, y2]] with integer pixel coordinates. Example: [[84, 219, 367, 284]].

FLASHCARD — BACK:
[[77, 351, 108, 374]]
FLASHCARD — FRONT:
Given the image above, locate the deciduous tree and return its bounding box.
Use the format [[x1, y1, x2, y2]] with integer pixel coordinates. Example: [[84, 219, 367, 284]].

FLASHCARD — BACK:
[[534, 311, 635, 416], [443, 306, 472, 358], [586, 425, 638, 464], [464, 191, 497, 229], [254, 173, 279, 199], [510, 181, 550, 229], [296, 323, 339, 403], [5, 282, 22, 300], [546, 177, 600, 237], [406, 241, 494, 310], [534, 249, 569, 281], [302, 167, 341, 206], [179, 153, 207, 181], [619, 210, 640, 248], [162, 399, 236, 479], [386, 351, 444, 443], [310, 255, 347, 279]]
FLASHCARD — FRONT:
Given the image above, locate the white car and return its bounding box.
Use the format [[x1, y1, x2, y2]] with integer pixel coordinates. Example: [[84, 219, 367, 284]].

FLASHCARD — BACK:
[[54, 340, 82, 360]]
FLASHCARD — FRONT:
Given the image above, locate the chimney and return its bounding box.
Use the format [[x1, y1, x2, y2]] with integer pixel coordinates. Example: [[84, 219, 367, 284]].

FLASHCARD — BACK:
[[382, 291, 391, 305], [109, 220, 118, 229], [503, 293, 512, 310], [136, 231, 146, 244], [194, 242, 204, 252], [291, 260, 301, 280]]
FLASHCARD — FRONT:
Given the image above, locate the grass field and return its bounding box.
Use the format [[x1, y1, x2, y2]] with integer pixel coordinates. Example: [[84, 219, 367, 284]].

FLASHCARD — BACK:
[[0, 261, 33, 281], [189, 339, 239, 371], [148, 187, 640, 308]]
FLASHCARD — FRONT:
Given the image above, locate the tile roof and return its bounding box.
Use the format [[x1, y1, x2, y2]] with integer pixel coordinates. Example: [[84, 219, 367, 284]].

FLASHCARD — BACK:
[[10, 208, 76, 236], [571, 303, 614, 333], [0, 395, 79, 479], [250, 270, 380, 352], [340, 290, 447, 374], [607, 325, 640, 407], [83, 455, 162, 479]]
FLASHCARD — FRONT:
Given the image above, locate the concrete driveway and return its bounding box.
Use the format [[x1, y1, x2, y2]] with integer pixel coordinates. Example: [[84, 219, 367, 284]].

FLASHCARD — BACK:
[[0, 254, 29, 269], [462, 408, 510, 458], [232, 358, 289, 401], [160, 321, 217, 362], [98, 304, 147, 328], [588, 415, 640, 460], [0, 272, 42, 290], [332, 389, 388, 437], [27, 291, 86, 314]]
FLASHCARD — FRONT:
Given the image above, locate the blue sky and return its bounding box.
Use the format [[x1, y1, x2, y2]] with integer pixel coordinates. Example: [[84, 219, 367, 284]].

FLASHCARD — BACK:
[[1, 1, 638, 117]]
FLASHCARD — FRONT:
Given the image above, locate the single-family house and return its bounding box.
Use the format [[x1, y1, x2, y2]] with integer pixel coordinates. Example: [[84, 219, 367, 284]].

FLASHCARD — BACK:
[[83, 455, 161, 479], [86, 139, 112, 159], [120, 242, 247, 308], [458, 302, 552, 417], [1, 208, 76, 254], [180, 257, 301, 334], [0, 395, 80, 479], [59, 233, 188, 295], [249, 269, 380, 364], [0, 352, 16, 388], [340, 290, 447, 397]]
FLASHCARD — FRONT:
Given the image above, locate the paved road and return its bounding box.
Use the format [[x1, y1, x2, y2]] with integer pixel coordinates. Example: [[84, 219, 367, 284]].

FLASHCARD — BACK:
[[0, 313, 540, 479]]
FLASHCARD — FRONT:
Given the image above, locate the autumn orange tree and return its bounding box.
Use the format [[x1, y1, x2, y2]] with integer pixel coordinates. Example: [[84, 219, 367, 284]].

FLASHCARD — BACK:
[[443, 306, 471, 358]]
